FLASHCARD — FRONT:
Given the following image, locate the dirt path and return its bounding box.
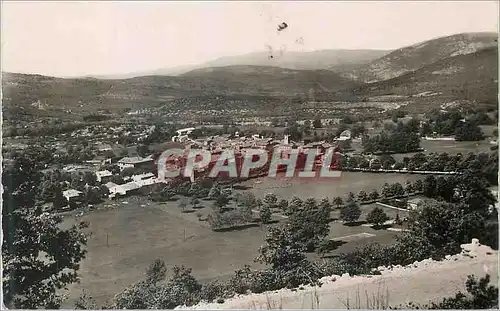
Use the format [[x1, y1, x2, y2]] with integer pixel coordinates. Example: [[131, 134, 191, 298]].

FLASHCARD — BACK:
[[181, 244, 498, 309]]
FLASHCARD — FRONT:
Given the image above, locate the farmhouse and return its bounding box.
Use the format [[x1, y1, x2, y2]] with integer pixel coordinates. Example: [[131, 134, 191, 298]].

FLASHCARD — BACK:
[[96, 170, 113, 183], [63, 189, 83, 202], [105, 182, 140, 198]]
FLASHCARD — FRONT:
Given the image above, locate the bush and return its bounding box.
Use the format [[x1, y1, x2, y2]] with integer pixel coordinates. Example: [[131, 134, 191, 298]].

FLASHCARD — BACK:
[[399, 274, 498, 309], [339, 200, 361, 223], [366, 207, 389, 226], [259, 205, 272, 224]]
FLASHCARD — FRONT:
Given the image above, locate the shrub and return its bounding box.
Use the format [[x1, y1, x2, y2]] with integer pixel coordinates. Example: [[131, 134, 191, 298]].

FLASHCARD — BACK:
[[339, 200, 361, 223], [366, 207, 389, 226]]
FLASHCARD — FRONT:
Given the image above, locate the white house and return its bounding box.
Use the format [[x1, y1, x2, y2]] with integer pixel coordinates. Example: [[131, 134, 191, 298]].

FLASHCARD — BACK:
[[172, 127, 196, 142], [338, 130, 351, 141], [105, 182, 140, 198], [63, 189, 83, 202], [96, 170, 113, 183], [105, 177, 161, 199]]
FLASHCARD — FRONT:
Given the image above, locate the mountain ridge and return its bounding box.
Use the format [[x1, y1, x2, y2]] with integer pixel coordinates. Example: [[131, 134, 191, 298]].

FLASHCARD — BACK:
[[337, 32, 498, 82], [352, 45, 498, 102]]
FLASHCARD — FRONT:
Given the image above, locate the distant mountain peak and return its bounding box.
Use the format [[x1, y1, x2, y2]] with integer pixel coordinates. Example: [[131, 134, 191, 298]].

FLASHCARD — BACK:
[[338, 32, 498, 82]]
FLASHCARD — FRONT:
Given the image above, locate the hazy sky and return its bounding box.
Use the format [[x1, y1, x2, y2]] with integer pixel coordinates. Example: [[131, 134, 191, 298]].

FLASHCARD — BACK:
[[2, 1, 498, 77]]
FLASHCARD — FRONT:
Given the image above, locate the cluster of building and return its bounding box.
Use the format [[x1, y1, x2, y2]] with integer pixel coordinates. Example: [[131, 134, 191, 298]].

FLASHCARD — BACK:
[[163, 131, 344, 181], [57, 128, 349, 206], [59, 154, 164, 205]]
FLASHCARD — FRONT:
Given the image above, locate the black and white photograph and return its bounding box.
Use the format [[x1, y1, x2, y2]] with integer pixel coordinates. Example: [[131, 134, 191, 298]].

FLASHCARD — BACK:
[[1, 1, 499, 309]]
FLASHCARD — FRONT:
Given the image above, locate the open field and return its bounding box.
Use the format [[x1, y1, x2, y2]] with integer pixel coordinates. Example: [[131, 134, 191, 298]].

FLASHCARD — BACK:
[[389, 139, 494, 161], [237, 172, 422, 200], [420, 139, 494, 154], [62, 190, 405, 307]]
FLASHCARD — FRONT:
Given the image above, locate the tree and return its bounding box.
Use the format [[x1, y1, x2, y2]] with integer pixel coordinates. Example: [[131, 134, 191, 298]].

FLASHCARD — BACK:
[[339, 200, 361, 223], [332, 196, 343, 209], [83, 186, 103, 205], [284, 124, 303, 142], [136, 144, 150, 158], [212, 193, 230, 212], [381, 183, 392, 198], [187, 182, 203, 198], [178, 197, 188, 212], [394, 213, 402, 225], [316, 239, 332, 258], [75, 290, 98, 309], [120, 167, 139, 178], [393, 162, 404, 170], [413, 179, 424, 192], [53, 184, 68, 210], [359, 158, 370, 169], [312, 118, 322, 129], [263, 193, 278, 209], [369, 190, 380, 201], [119, 149, 129, 157], [113, 261, 202, 309], [287, 199, 331, 252], [380, 155, 396, 169], [2, 148, 88, 308], [347, 156, 359, 168], [270, 118, 280, 127], [405, 180, 415, 194], [357, 190, 368, 202], [259, 205, 272, 224], [391, 110, 405, 123], [350, 123, 367, 138], [366, 207, 389, 226], [347, 192, 356, 201], [455, 121, 485, 141], [278, 199, 289, 213], [370, 158, 382, 170], [190, 196, 200, 209], [239, 192, 258, 209], [255, 225, 311, 287], [207, 183, 222, 200], [406, 200, 488, 256], [423, 175, 437, 198], [341, 115, 355, 125], [110, 175, 125, 185], [319, 197, 332, 211], [390, 182, 405, 197], [103, 150, 116, 159]]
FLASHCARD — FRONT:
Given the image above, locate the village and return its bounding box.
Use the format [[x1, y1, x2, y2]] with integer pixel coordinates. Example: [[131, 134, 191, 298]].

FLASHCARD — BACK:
[[2, 2, 498, 309]]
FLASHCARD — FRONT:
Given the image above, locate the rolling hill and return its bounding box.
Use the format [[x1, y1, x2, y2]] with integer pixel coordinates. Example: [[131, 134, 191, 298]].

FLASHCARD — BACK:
[[3, 32, 498, 121], [94, 49, 390, 79], [180, 65, 360, 95], [351, 46, 498, 103], [198, 49, 390, 71], [1, 65, 360, 119], [338, 32, 498, 82]]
